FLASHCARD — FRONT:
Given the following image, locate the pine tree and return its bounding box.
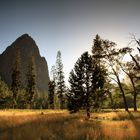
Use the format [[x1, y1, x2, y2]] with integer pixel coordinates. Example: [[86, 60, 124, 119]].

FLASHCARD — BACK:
[[26, 55, 36, 109], [48, 80, 55, 109], [56, 51, 66, 109], [11, 50, 21, 108], [68, 51, 106, 118], [91, 63, 107, 109], [48, 66, 57, 109], [92, 34, 104, 60], [68, 69, 84, 113], [0, 77, 12, 108], [91, 34, 107, 108]]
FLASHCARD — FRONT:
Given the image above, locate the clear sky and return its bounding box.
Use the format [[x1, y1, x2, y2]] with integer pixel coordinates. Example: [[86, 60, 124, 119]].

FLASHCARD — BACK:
[[0, 0, 140, 84]]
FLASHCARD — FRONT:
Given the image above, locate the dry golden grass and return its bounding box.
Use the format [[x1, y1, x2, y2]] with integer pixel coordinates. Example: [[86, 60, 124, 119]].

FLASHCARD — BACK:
[[0, 109, 140, 140]]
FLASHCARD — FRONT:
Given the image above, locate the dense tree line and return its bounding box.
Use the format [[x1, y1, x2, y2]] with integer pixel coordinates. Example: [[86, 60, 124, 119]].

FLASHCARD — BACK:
[[0, 52, 39, 109], [0, 50, 66, 109]]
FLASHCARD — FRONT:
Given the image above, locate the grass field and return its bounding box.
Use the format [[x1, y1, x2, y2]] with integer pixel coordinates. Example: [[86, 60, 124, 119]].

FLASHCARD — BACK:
[[0, 109, 140, 140]]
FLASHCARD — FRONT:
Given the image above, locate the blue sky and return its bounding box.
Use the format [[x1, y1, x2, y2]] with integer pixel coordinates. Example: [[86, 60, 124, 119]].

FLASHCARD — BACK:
[[0, 0, 140, 84]]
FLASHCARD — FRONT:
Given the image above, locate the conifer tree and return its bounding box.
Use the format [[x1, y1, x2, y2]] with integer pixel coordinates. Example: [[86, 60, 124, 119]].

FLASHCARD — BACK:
[[48, 80, 55, 109], [68, 51, 106, 118], [92, 34, 104, 60], [0, 78, 12, 108], [11, 50, 21, 108], [48, 66, 57, 109], [56, 51, 66, 109], [26, 55, 36, 109], [91, 34, 107, 108]]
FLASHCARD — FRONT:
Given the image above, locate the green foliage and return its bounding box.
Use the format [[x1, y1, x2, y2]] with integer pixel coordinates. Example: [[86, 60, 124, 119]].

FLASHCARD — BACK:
[[96, 36, 131, 111], [54, 93, 60, 109], [11, 50, 21, 108], [16, 89, 27, 109], [68, 69, 84, 112], [33, 93, 48, 109], [56, 51, 66, 109], [68, 52, 93, 113], [103, 83, 134, 109], [26, 55, 37, 109], [68, 51, 107, 117], [48, 80, 55, 109], [92, 34, 104, 59], [91, 35, 108, 108], [0, 78, 12, 108]]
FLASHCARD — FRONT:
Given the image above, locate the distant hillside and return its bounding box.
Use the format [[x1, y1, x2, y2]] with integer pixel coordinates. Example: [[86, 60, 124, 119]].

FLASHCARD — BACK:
[[0, 34, 49, 93]]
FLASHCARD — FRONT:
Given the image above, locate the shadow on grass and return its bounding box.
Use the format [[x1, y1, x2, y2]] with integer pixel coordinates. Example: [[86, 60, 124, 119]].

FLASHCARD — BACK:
[[127, 111, 140, 138], [113, 110, 140, 139], [0, 113, 103, 140]]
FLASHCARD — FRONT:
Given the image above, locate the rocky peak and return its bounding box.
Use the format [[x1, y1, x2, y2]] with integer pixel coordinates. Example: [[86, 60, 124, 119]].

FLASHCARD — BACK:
[[3, 34, 40, 57], [0, 34, 49, 93]]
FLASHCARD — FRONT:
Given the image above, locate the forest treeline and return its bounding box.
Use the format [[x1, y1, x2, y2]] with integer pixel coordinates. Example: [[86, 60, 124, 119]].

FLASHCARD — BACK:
[[0, 34, 140, 117]]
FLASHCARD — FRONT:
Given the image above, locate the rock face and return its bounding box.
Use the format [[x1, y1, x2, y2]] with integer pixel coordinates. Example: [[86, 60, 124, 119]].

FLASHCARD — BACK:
[[0, 34, 49, 93]]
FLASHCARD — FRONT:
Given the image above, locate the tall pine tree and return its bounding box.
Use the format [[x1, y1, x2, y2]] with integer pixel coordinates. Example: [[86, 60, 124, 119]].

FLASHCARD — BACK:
[[48, 66, 57, 109], [68, 51, 106, 118], [56, 51, 66, 109], [11, 50, 21, 108], [0, 78, 12, 108], [92, 34, 104, 60], [91, 34, 107, 108], [26, 55, 36, 109], [48, 80, 55, 109]]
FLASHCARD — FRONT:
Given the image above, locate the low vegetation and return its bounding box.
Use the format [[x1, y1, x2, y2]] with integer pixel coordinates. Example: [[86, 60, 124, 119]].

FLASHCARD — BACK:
[[0, 109, 140, 140]]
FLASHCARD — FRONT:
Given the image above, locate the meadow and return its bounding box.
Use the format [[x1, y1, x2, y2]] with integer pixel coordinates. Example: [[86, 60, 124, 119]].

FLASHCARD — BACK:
[[0, 109, 140, 140]]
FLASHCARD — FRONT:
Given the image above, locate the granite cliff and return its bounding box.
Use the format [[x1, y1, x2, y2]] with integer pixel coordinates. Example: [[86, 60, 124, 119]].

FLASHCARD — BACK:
[[0, 34, 49, 93]]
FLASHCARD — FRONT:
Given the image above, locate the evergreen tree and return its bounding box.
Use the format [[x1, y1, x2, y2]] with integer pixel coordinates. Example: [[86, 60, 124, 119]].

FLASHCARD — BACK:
[[68, 52, 106, 118], [92, 34, 104, 60], [56, 51, 66, 109], [51, 65, 57, 81], [48, 80, 55, 109], [48, 66, 57, 109], [17, 89, 27, 109], [0, 78, 12, 108], [91, 34, 107, 108], [11, 50, 21, 108], [26, 55, 36, 109]]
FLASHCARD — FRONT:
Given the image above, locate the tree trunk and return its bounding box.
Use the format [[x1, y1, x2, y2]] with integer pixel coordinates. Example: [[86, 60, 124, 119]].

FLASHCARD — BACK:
[[59, 94, 64, 109], [134, 94, 137, 111], [86, 107, 90, 119], [117, 79, 128, 111], [130, 54, 140, 69], [113, 69, 128, 111], [27, 103, 31, 109], [13, 99, 17, 109], [129, 76, 137, 111]]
